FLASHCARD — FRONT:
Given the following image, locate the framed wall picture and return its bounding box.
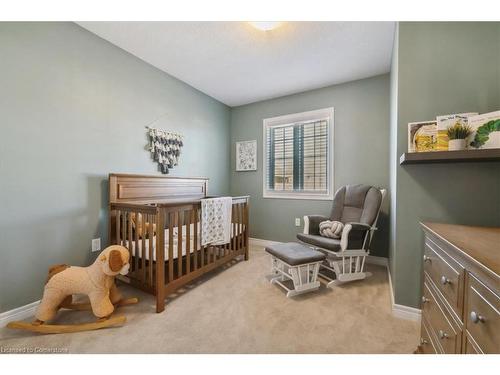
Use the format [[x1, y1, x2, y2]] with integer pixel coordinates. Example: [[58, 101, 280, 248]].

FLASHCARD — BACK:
[[236, 140, 257, 171]]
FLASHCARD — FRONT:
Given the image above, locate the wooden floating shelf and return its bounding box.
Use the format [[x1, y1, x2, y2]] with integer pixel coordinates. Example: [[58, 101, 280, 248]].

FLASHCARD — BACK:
[[400, 149, 500, 165]]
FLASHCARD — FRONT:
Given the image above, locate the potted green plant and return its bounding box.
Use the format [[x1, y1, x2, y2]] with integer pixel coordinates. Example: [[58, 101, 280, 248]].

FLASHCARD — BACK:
[[447, 122, 472, 151]]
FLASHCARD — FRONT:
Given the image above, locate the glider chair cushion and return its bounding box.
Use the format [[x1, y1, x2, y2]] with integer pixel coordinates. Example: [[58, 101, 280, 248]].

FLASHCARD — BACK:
[[330, 185, 382, 225], [265, 242, 326, 266], [298, 184, 382, 251], [296, 233, 341, 252]]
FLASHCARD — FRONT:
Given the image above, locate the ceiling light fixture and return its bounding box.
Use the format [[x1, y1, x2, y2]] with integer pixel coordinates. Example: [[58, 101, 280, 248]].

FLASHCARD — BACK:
[[249, 22, 283, 31]]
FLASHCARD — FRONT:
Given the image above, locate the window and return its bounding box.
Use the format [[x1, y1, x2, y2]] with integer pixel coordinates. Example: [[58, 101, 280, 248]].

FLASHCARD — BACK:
[[263, 108, 334, 200]]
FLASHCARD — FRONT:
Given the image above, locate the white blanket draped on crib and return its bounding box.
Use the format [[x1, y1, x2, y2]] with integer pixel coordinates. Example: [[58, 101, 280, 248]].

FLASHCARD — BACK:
[[201, 197, 232, 246]]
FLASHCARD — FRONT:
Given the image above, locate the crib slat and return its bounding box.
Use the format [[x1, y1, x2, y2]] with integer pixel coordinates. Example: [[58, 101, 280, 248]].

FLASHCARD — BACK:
[[149, 214, 154, 287], [116, 210, 121, 246], [185, 209, 191, 275], [134, 213, 139, 277], [156, 209, 165, 312], [177, 210, 183, 278], [193, 207, 198, 270], [229, 202, 235, 255], [127, 212, 133, 256], [240, 203, 245, 250], [168, 212, 174, 282], [141, 213, 146, 283], [200, 209, 205, 267], [236, 204, 241, 252], [240, 203, 245, 251], [238, 203, 244, 250], [232, 204, 236, 253], [240, 203, 243, 251], [241, 203, 245, 252], [234, 204, 238, 252], [121, 211, 126, 248], [244, 201, 249, 259]]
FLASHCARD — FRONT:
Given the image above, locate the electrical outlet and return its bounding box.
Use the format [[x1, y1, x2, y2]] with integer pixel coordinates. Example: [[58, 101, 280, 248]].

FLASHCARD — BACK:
[[295, 218, 301, 227], [91, 238, 101, 252]]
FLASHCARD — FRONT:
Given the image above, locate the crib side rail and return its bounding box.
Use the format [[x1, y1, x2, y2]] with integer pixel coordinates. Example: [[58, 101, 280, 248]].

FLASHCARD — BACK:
[[109, 202, 159, 292], [156, 197, 249, 286], [109, 197, 249, 313]]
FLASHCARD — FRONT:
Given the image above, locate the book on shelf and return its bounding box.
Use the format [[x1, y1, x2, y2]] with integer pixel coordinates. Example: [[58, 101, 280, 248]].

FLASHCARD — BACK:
[[408, 120, 437, 152], [468, 110, 500, 149], [436, 112, 478, 151]]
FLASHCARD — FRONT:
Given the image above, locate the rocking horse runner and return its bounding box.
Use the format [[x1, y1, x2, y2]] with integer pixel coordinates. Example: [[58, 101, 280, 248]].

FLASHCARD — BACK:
[[7, 245, 138, 334]]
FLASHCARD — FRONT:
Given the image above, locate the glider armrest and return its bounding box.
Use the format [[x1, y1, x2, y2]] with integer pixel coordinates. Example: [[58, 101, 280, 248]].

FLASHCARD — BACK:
[[340, 222, 372, 250], [303, 215, 330, 235], [346, 222, 372, 232]]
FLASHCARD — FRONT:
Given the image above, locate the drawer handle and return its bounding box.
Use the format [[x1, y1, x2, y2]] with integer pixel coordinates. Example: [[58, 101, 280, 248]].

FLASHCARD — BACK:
[[420, 338, 428, 345], [423, 255, 431, 263], [421, 296, 430, 304], [438, 330, 449, 340], [440, 276, 451, 285], [470, 311, 485, 324]]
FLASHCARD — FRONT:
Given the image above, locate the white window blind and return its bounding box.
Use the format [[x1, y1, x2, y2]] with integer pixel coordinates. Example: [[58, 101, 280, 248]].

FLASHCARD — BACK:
[[263, 108, 334, 200]]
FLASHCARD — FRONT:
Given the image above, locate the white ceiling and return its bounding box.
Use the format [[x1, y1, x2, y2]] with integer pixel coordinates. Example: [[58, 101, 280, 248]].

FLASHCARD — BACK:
[[77, 22, 395, 107]]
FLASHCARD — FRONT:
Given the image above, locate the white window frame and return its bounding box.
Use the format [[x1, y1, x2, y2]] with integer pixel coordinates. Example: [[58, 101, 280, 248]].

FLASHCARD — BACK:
[[262, 107, 334, 200]]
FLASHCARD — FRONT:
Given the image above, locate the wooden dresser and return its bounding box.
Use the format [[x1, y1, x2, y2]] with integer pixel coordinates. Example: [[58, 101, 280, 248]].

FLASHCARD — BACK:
[[418, 222, 500, 354]]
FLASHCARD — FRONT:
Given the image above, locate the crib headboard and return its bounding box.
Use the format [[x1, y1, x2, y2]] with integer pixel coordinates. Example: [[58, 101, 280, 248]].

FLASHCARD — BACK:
[[109, 173, 208, 204]]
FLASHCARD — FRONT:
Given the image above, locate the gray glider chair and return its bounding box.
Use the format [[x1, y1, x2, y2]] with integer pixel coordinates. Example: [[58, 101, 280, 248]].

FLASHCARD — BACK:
[[297, 184, 386, 287]]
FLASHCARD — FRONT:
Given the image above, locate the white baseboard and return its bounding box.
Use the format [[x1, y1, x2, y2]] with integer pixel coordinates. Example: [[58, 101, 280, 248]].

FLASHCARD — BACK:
[[249, 237, 281, 248], [386, 263, 421, 322], [366, 255, 388, 267], [392, 303, 422, 321], [0, 300, 39, 326], [250, 237, 421, 321]]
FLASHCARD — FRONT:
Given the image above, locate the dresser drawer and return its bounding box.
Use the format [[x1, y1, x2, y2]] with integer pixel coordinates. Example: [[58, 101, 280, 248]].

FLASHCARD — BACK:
[[424, 238, 464, 318], [422, 280, 461, 353], [465, 334, 482, 354], [465, 274, 500, 354], [420, 316, 439, 354]]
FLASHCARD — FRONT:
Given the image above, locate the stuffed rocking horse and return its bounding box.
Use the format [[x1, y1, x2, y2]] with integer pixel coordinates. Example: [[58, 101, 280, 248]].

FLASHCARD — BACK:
[[7, 245, 138, 334]]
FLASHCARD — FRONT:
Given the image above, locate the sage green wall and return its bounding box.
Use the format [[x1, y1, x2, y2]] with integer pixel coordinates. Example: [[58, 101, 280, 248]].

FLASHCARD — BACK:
[[230, 75, 391, 256], [498, 23, 500, 94], [388, 25, 399, 278], [391, 22, 500, 308], [0, 22, 231, 312]]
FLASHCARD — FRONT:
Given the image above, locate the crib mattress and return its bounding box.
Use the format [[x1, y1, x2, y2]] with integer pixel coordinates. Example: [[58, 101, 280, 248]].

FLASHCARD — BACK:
[[125, 223, 245, 261]]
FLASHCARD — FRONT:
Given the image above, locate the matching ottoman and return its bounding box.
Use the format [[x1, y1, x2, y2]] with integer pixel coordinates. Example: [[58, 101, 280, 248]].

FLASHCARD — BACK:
[[265, 242, 326, 297]]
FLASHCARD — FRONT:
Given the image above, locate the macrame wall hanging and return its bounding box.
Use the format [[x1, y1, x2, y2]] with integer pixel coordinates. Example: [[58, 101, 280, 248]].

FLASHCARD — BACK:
[[147, 126, 183, 174]]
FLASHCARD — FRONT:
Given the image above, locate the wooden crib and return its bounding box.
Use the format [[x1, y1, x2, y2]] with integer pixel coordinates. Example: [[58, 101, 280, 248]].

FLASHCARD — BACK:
[[108, 174, 249, 313]]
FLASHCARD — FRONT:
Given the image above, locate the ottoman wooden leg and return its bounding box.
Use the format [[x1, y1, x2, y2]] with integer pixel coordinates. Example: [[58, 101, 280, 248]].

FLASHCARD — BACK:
[[269, 256, 322, 297]]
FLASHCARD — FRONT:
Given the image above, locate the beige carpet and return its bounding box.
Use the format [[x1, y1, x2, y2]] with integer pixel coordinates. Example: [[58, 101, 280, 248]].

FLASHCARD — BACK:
[[0, 246, 419, 353]]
